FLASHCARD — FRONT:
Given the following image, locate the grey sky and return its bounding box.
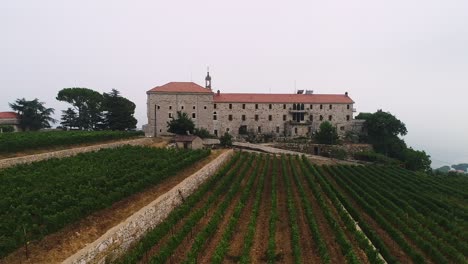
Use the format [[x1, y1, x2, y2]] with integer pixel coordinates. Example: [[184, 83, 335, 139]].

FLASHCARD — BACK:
[[1, 0, 467, 168]]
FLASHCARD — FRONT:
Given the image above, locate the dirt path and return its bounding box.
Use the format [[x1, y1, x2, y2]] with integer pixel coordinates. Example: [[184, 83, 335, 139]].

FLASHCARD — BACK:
[[251, 155, 274, 262], [225, 156, 266, 263], [323, 170, 413, 264], [298, 165, 346, 264], [274, 157, 294, 263], [289, 158, 322, 264], [196, 157, 260, 263], [1, 149, 225, 264]]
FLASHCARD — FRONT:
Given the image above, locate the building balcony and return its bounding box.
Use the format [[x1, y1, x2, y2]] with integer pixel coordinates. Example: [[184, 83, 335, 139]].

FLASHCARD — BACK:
[[287, 120, 312, 126], [289, 109, 307, 114]]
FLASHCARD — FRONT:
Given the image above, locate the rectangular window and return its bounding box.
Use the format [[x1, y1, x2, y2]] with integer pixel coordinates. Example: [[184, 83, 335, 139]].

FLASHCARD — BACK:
[[283, 115, 286, 121], [328, 115, 332, 121], [213, 113, 217, 120], [347, 104, 350, 110], [181, 106, 184, 110], [193, 106, 196, 110], [229, 103, 232, 109], [255, 104, 258, 109], [329, 104, 332, 110], [294, 127, 298, 134], [242, 115, 246, 121], [283, 104, 286, 109], [320, 104, 323, 110], [214, 129, 218, 136], [268, 115, 272, 121], [204, 106, 207, 109], [269, 104, 272, 109], [258, 126, 262, 133], [310, 104, 313, 109], [276, 126, 280, 133], [214, 104, 217, 109], [169, 113, 173, 118], [255, 114, 259, 121], [157, 105, 160, 109], [192, 113, 196, 118], [169, 105, 172, 110], [320, 115, 323, 121], [242, 104, 245, 109], [228, 114, 233, 121], [347, 115, 350, 121]]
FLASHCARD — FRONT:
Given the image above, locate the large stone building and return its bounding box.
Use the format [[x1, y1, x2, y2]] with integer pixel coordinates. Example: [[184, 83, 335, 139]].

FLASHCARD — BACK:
[[146, 73, 363, 138]]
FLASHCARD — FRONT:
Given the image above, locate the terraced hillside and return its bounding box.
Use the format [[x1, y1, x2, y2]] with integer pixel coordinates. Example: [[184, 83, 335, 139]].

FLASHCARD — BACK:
[[118, 152, 468, 264]]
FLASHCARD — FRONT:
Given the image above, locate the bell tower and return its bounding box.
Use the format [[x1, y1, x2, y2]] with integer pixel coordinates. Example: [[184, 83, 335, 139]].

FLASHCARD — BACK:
[[205, 69, 212, 90]]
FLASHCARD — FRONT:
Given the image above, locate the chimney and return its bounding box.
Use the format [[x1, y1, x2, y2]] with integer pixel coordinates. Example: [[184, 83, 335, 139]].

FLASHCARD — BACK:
[[217, 90, 220, 96]]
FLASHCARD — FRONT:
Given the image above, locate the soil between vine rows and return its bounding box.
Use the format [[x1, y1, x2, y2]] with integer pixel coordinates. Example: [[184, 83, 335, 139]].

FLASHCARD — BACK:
[[124, 153, 385, 264]]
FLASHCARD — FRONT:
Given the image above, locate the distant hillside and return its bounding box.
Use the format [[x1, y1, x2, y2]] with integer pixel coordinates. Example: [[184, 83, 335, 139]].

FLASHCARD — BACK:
[[452, 163, 468, 171], [435, 163, 468, 173]]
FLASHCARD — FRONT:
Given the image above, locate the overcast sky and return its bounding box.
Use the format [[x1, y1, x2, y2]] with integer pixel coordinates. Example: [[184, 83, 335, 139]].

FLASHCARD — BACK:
[[1, 0, 467, 168]]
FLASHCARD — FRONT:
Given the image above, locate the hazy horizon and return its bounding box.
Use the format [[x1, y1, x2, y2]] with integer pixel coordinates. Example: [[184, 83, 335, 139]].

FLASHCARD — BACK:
[[1, 0, 467, 168]]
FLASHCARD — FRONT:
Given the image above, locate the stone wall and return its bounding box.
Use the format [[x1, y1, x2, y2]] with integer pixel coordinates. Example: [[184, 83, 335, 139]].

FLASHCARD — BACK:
[[63, 149, 233, 264], [0, 138, 152, 169]]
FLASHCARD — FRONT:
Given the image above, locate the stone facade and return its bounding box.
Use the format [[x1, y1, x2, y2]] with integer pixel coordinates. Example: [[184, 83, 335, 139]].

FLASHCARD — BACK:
[[63, 150, 234, 264], [146, 80, 364, 139]]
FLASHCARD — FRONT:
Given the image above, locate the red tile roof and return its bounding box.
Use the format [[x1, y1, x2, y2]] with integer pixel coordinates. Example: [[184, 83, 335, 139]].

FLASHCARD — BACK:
[[213, 93, 354, 104], [148, 82, 213, 94], [0, 112, 19, 119]]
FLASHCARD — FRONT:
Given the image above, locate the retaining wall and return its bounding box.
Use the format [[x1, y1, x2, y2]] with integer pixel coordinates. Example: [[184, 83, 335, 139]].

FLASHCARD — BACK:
[[0, 138, 152, 169], [63, 149, 234, 264]]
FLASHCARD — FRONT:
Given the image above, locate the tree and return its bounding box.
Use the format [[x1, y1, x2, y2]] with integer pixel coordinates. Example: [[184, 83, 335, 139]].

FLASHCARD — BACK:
[[167, 111, 195, 135], [356, 110, 431, 172], [314, 121, 339, 145], [9, 98, 56, 131], [102, 89, 137, 130], [356, 110, 407, 156], [220, 132, 233, 147], [56, 88, 103, 130], [60, 108, 78, 130], [403, 148, 432, 173]]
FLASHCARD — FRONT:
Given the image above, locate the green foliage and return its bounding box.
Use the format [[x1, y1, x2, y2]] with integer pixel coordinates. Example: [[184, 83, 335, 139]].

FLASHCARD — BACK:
[[329, 147, 348, 160], [0, 125, 14, 133], [167, 111, 195, 135], [356, 110, 431, 172], [60, 108, 78, 129], [403, 148, 432, 173], [314, 121, 339, 145], [451, 163, 468, 171], [193, 127, 215, 138], [0, 146, 210, 258], [0, 130, 143, 155], [219, 132, 233, 147], [56, 88, 104, 130], [102, 89, 137, 130], [354, 151, 401, 165], [9, 98, 56, 131]]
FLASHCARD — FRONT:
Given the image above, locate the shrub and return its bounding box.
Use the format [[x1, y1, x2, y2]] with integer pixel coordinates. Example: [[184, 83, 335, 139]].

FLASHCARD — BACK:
[[354, 151, 401, 165], [0, 125, 14, 133], [220, 132, 233, 147]]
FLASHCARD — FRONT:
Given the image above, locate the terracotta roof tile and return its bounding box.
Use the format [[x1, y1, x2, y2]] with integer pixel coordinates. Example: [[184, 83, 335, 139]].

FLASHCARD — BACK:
[[0, 112, 19, 119], [148, 82, 213, 94], [213, 93, 354, 104]]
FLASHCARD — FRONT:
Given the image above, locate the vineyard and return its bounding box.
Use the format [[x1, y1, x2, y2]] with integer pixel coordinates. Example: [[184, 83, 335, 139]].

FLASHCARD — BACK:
[[0, 130, 143, 155], [117, 152, 468, 264], [0, 146, 210, 259]]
